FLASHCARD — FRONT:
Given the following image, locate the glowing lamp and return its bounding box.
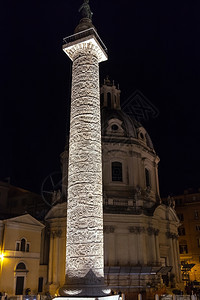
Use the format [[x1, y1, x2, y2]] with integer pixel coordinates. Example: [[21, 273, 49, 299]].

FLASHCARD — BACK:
[[0, 253, 4, 261]]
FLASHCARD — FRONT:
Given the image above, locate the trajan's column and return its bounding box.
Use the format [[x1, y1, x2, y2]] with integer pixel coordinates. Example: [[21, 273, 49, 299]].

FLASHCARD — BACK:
[[59, 1, 114, 299]]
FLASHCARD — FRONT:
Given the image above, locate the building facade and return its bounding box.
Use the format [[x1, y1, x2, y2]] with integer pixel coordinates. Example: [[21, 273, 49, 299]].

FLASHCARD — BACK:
[[0, 214, 46, 295], [172, 190, 200, 284], [46, 79, 182, 299]]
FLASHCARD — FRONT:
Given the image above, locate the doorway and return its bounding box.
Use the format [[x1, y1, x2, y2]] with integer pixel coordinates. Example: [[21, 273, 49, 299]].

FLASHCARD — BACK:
[[15, 276, 24, 295]]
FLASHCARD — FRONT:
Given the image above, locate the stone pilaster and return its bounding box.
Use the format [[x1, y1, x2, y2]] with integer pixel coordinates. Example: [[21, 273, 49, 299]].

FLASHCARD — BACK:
[[48, 231, 54, 284], [147, 227, 157, 264], [129, 227, 138, 264], [129, 226, 146, 264], [154, 229, 160, 264], [104, 226, 116, 266], [166, 232, 178, 276]]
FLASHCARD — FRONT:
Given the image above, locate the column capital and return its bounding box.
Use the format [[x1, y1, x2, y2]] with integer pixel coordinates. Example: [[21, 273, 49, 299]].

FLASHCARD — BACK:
[[104, 225, 115, 233], [166, 231, 178, 239], [129, 226, 145, 234], [147, 227, 160, 236], [63, 28, 108, 63]]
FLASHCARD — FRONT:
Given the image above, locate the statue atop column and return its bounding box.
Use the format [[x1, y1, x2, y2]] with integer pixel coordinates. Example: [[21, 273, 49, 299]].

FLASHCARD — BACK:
[[75, 0, 95, 33], [79, 0, 93, 20]]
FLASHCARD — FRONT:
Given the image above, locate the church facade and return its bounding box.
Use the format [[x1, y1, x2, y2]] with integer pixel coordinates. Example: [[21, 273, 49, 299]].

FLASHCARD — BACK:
[[45, 79, 182, 299]]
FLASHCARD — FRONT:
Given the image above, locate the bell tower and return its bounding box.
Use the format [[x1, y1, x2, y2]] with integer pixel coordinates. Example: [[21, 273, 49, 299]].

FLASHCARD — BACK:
[[100, 77, 121, 110]]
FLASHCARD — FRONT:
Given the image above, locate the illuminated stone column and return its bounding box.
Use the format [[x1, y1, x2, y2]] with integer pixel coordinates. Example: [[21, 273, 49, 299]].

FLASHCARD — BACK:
[[60, 27, 108, 297]]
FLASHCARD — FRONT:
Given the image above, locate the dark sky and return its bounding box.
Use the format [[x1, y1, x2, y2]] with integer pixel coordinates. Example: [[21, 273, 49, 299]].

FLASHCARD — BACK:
[[1, 0, 200, 197]]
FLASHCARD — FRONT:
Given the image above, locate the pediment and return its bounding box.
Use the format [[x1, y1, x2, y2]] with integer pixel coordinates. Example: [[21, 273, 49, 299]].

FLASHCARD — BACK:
[[4, 214, 44, 228], [154, 204, 180, 223]]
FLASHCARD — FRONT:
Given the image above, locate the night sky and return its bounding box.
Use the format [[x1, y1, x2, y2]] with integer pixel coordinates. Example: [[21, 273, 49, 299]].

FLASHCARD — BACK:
[[1, 0, 200, 197]]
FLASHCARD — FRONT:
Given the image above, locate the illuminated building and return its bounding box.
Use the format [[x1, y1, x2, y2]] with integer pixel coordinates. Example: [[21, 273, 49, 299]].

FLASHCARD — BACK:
[[172, 189, 200, 284], [46, 79, 182, 299], [0, 214, 45, 295]]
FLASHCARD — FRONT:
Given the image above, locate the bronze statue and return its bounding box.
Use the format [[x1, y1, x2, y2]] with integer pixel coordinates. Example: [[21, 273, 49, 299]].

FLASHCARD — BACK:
[[79, 0, 93, 20]]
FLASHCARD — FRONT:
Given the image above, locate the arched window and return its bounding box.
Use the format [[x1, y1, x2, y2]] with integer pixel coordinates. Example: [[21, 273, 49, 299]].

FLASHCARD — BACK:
[[26, 243, 30, 252], [16, 242, 20, 251], [107, 92, 111, 108], [112, 162, 122, 181], [16, 262, 26, 270], [20, 238, 26, 252], [145, 168, 151, 187]]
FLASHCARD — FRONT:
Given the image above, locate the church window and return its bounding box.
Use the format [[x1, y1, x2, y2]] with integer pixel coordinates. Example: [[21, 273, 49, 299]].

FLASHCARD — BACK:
[[107, 92, 111, 108], [145, 168, 151, 187], [16, 262, 26, 270], [112, 162, 122, 182], [20, 239, 26, 252], [16, 242, 20, 251], [111, 124, 118, 131], [140, 133, 144, 140]]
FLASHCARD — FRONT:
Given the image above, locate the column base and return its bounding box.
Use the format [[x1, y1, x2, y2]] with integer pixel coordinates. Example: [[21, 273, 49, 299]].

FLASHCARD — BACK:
[[59, 286, 110, 298], [59, 270, 111, 298]]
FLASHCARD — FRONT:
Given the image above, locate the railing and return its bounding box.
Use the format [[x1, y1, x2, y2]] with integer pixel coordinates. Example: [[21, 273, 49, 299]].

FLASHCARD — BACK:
[[63, 28, 108, 53]]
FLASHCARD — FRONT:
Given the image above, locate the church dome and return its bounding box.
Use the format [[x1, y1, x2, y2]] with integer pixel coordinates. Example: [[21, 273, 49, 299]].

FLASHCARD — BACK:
[[100, 79, 154, 151], [101, 108, 154, 150]]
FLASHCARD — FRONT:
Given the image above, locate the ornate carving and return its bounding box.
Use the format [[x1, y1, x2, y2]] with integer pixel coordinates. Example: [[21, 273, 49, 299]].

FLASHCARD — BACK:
[[147, 227, 159, 236], [167, 195, 175, 209], [66, 49, 104, 281], [50, 229, 62, 238], [129, 226, 145, 234], [166, 232, 178, 239], [147, 227, 155, 236], [103, 225, 115, 233], [55, 229, 62, 237], [136, 185, 142, 196]]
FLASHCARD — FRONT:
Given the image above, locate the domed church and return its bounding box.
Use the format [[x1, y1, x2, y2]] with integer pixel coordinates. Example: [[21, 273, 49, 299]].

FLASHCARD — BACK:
[[45, 79, 182, 299]]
